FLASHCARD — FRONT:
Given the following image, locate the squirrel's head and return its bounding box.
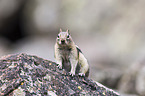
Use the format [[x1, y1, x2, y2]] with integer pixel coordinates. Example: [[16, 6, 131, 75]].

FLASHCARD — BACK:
[[56, 29, 72, 46]]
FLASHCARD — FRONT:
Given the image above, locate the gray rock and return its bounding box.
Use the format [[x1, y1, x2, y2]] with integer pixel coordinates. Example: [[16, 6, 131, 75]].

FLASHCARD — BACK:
[[0, 53, 119, 96]]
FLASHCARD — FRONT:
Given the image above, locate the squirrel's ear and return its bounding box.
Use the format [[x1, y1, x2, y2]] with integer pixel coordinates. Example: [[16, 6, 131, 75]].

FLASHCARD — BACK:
[[66, 29, 70, 34], [60, 28, 62, 32]]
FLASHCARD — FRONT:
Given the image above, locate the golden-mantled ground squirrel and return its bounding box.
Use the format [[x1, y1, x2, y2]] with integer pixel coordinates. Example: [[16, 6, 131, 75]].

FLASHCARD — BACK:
[[54, 29, 89, 77]]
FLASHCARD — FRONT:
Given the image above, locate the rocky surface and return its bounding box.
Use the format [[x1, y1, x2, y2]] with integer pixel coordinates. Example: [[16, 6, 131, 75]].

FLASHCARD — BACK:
[[0, 53, 119, 96]]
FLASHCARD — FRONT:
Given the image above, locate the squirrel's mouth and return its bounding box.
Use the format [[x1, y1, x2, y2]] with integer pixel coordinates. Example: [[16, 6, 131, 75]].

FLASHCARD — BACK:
[[61, 40, 65, 44], [58, 40, 68, 45], [58, 42, 65, 45]]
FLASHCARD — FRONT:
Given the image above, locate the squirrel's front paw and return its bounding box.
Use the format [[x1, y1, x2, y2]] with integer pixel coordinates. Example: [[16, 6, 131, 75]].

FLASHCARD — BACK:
[[69, 72, 75, 76], [57, 64, 62, 69], [78, 73, 85, 77]]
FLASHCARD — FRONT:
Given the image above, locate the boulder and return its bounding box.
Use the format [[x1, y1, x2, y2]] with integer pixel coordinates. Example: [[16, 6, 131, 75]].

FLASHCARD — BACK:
[[0, 53, 119, 96]]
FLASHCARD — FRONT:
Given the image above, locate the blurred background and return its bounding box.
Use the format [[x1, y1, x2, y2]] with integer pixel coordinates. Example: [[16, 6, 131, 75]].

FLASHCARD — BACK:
[[0, 0, 145, 95]]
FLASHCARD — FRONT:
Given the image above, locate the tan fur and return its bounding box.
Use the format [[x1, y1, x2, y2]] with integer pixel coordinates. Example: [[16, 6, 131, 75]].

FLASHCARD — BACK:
[[54, 29, 89, 77]]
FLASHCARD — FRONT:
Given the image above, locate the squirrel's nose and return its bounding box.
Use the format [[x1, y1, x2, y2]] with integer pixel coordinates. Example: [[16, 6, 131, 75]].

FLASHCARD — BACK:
[[61, 40, 65, 44]]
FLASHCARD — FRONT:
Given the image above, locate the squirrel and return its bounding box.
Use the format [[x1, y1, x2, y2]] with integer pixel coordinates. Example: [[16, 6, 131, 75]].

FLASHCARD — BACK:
[[54, 29, 89, 77]]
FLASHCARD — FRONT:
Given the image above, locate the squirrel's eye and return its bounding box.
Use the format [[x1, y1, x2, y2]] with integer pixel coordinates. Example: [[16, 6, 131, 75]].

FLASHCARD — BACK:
[[67, 35, 69, 38], [57, 35, 59, 38]]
